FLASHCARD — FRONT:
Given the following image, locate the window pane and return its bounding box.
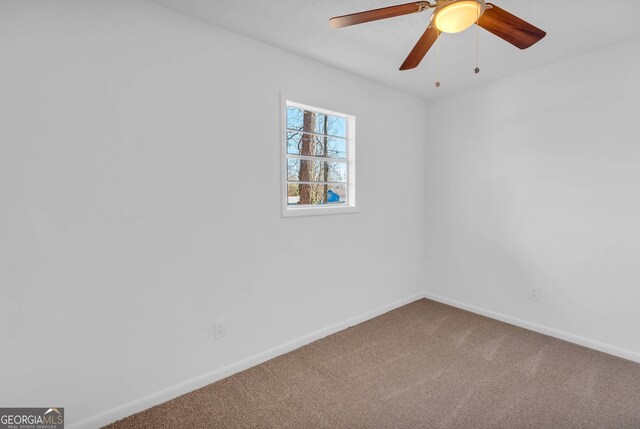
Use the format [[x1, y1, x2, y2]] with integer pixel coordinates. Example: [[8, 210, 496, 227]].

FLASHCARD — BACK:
[[286, 131, 346, 159], [286, 107, 347, 138], [287, 159, 347, 183], [287, 183, 347, 206]]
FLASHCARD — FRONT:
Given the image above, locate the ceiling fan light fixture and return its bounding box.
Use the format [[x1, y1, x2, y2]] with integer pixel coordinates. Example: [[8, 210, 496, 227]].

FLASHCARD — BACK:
[[433, 0, 485, 34], [329, 1, 546, 71]]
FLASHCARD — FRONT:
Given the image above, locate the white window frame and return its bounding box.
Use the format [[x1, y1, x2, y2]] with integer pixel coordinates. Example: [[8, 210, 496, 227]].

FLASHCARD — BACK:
[[281, 94, 357, 217]]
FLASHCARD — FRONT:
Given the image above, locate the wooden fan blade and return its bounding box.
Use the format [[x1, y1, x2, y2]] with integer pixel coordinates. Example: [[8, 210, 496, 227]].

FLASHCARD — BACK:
[[478, 3, 546, 49], [329, 1, 430, 28], [400, 25, 439, 70]]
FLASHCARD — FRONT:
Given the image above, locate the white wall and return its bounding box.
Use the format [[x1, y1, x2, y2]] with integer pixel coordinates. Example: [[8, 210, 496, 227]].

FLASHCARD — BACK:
[[424, 37, 640, 360], [0, 1, 427, 426]]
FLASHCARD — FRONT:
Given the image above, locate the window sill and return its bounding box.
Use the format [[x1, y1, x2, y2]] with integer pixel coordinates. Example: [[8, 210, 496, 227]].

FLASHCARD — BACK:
[[282, 205, 359, 218]]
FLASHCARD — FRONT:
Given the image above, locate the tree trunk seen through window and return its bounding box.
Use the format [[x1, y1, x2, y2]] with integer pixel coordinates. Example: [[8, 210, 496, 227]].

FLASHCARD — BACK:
[[298, 110, 316, 205], [322, 115, 329, 203]]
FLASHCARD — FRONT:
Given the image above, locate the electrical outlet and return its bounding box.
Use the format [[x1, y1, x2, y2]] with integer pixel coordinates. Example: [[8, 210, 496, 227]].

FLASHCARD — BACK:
[[529, 286, 541, 301], [214, 319, 226, 339]]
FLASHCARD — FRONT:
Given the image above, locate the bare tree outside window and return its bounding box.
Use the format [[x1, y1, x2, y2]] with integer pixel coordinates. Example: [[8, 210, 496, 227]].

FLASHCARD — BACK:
[[285, 103, 349, 207], [298, 110, 316, 204]]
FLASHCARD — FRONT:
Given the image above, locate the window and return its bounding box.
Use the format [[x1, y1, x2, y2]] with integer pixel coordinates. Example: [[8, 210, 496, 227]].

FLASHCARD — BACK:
[[282, 100, 356, 217]]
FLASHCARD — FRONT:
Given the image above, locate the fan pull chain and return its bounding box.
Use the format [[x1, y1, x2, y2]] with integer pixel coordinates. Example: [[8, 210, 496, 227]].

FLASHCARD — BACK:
[[435, 34, 441, 88], [474, 7, 480, 74]]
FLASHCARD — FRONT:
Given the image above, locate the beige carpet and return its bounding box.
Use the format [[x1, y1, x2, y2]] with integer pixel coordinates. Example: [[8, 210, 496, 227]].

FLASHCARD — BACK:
[[106, 299, 640, 428]]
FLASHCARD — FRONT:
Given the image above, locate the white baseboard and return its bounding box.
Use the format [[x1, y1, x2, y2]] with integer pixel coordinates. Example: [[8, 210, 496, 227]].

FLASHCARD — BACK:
[[68, 292, 426, 429], [423, 292, 640, 364]]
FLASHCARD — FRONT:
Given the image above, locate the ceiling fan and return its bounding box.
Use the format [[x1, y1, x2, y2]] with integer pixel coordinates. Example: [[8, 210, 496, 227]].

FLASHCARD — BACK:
[[329, 0, 546, 72]]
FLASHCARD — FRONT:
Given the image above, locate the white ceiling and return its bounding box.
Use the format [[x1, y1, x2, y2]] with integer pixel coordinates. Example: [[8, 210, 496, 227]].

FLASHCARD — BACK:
[[147, 0, 640, 100]]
